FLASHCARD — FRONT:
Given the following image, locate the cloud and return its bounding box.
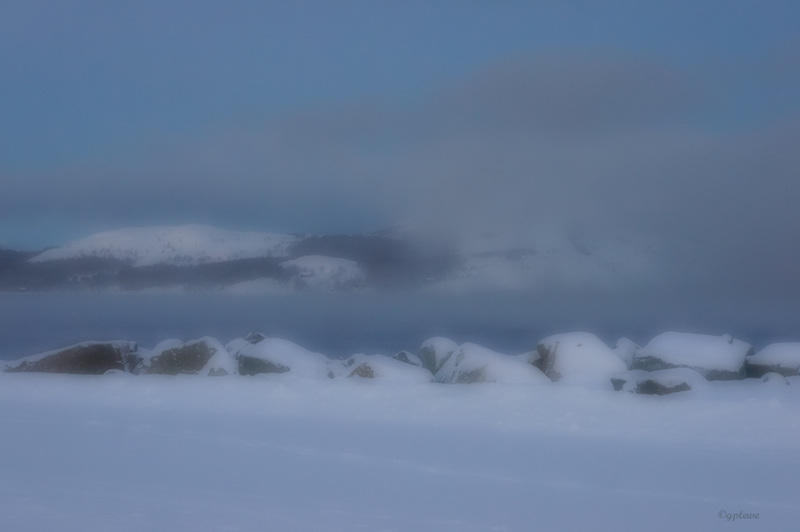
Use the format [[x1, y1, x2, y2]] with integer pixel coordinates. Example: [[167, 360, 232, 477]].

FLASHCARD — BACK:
[[2, 48, 799, 295]]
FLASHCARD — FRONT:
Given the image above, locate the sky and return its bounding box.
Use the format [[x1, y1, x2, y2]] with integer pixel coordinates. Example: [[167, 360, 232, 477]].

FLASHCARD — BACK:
[[1, 1, 799, 293]]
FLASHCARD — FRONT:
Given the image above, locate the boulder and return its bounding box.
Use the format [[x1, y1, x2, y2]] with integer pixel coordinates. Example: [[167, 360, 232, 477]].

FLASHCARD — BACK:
[[536, 332, 627, 383], [4, 341, 136, 375], [418, 337, 458, 374], [138, 337, 234, 376], [613, 337, 640, 369], [760, 372, 791, 386], [392, 350, 423, 367], [746, 343, 800, 378], [340, 354, 433, 383], [633, 332, 752, 380], [227, 336, 329, 378], [436, 342, 549, 384], [611, 368, 706, 395]]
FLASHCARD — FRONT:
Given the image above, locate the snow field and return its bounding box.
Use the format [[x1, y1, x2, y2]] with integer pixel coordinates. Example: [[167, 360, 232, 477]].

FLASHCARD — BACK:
[[1, 373, 799, 531]]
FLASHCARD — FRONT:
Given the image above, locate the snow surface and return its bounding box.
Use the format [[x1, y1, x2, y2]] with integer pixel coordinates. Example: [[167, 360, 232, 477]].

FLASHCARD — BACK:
[[1, 373, 798, 531], [637, 332, 752, 373], [30, 224, 298, 267], [749, 343, 800, 373]]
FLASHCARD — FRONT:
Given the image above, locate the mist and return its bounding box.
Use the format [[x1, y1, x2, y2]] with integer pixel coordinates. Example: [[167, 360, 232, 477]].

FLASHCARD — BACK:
[[2, 2, 799, 302]]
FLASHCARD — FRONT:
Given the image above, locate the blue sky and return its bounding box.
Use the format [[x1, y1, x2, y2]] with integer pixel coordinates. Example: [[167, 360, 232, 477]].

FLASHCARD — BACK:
[[1, 0, 799, 295]]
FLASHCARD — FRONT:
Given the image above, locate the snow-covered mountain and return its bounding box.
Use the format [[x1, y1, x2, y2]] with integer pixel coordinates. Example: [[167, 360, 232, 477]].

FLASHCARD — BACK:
[[30, 225, 299, 267], [13, 223, 666, 292]]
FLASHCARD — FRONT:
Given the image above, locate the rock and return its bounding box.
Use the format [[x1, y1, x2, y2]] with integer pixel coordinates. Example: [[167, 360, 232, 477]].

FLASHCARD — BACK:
[[612, 368, 706, 395], [746, 343, 800, 378], [633, 332, 752, 380], [4, 341, 136, 375], [392, 350, 423, 367], [340, 354, 433, 383], [613, 337, 640, 369], [244, 331, 267, 344], [760, 372, 790, 385], [536, 332, 627, 383], [418, 337, 459, 374], [227, 336, 329, 378], [138, 337, 234, 376], [436, 343, 549, 384]]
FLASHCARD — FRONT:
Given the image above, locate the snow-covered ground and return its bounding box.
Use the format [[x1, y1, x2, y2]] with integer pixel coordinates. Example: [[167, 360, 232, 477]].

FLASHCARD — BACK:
[[1, 373, 798, 531]]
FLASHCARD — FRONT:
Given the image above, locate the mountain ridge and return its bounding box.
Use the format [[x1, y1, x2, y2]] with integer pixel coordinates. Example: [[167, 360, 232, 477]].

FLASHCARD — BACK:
[[3, 224, 662, 293]]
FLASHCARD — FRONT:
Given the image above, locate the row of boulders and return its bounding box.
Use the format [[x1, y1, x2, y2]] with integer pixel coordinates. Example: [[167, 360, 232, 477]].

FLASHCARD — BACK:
[[3, 330, 799, 395]]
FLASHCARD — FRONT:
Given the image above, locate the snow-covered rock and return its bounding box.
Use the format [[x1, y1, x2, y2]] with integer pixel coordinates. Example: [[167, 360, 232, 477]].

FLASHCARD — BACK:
[[611, 368, 707, 395], [137, 337, 234, 376], [535, 332, 627, 383], [746, 343, 800, 377], [418, 337, 459, 375], [4, 341, 136, 375], [392, 350, 423, 367], [633, 332, 752, 380], [280, 255, 366, 291], [613, 337, 640, 369], [337, 354, 433, 383], [30, 224, 298, 267], [760, 372, 791, 386], [227, 336, 329, 379], [436, 343, 549, 384]]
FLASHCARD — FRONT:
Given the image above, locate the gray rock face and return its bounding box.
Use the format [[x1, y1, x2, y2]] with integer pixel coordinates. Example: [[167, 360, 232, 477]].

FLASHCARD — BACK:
[[144, 342, 215, 375], [137, 337, 235, 376], [244, 331, 267, 345], [418, 337, 458, 375], [611, 368, 706, 395], [5, 341, 135, 375], [348, 363, 375, 379], [237, 356, 290, 376], [226, 336, 329, 378], [746, 343, 800, 378], [392, 350, 423, 367]]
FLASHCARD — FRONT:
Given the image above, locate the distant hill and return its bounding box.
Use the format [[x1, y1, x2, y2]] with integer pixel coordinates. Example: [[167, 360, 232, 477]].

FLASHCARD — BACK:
[[3, 224, 662, 292]]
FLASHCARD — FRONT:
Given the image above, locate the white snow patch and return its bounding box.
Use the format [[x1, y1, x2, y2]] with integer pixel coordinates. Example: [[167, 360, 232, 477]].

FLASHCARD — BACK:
[[30, 224, 298, 267]]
